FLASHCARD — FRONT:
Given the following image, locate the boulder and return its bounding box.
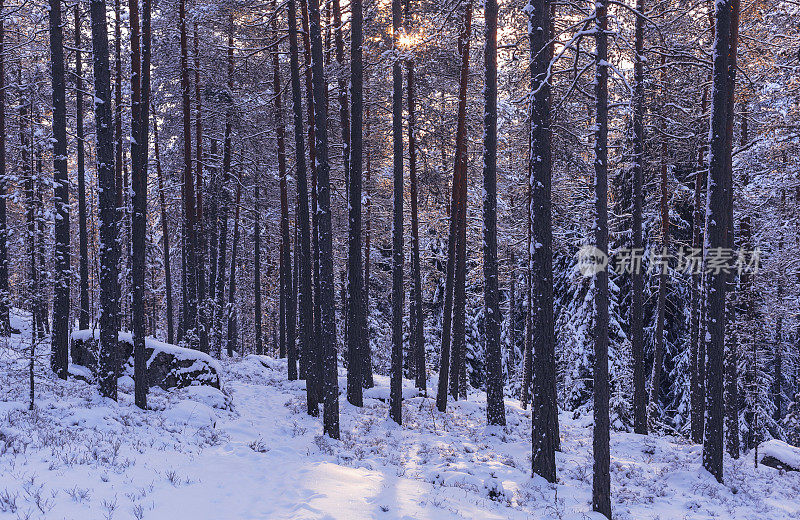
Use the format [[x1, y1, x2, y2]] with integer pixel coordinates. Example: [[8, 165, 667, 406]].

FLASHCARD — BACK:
[[757, 439, 800, 472], [70, 330, 221, 390]]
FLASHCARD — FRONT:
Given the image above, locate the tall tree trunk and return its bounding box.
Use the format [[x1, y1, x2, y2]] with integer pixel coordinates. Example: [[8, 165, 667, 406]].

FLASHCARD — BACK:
[[214, 14, 234, 358], [226, 182, 241, 356], [388, 0, 405, 426], [192, 25, 209, 354], [91, 0, 120, 400], [152, 106, 173, 344], [255, 185, 263, 355], [630, 0, 647, 435], [482, 0, 505, 427], [0, 0, 7, 336], [179, 0, 198, 346], [287, 0, 317, 413], [648, 59, 671, 424], [346, 0, 366, 406], [49, 0, 70, 379], [75, 4, 90, 333], [113, 0, 124, 331], [405, 0, 425, 395], [300, 0, 323, 364], [592, 0, 611, 515], [703, 0, 734, 484], [690, 135, 707, 443], [508, 248, 517, 381], [132, 0, 152, 409], [309, 0, 340, 438], [274, 10, 297, 378], [436, 1, 472, 412], [449, 1, 472, 402], [362, 103, 374, 389], [527, 0, 558, 480], [723, 0, 741, 459]]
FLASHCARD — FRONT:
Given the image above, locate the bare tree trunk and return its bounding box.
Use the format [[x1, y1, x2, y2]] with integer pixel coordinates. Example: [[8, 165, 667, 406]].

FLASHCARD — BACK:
[[346, 0, 366, 406], [703, 0, 735, 484], [152, 106, 173, 344], [0, 0, 7, 336], [482, 0, 505, 427], [179, 0, 198, 347], [226, 182, 241, 356], [91, 0, 120, 400], [723, 0, 741, 459], [130, 0, 152, 409], [630, 0, 647, 435], [193, 24, 209, 354], [362, 103, 374, 389], [309, 0, 340, 438], [287, 0, 317, 412], [49, 0, 70, 379], [527, 0, 558, 480], [592, 0, 611, 515], [388, 0, 405, 426]]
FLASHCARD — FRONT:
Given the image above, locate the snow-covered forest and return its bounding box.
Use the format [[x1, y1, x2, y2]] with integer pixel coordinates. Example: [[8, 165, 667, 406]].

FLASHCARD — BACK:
[[0, 0, 799, 517]]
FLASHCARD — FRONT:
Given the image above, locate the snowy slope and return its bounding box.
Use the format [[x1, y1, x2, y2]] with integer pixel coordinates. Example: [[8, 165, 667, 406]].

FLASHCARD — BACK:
[[0, 326, 799, 518]]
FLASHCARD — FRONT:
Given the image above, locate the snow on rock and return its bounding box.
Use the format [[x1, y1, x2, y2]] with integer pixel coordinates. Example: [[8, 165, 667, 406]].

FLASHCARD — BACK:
[[758, 439, 800, 472], [71, 329, 221, 390]]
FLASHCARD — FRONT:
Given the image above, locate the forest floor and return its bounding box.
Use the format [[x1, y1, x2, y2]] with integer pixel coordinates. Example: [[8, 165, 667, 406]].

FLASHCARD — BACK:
[[0, 315, 799, 519]]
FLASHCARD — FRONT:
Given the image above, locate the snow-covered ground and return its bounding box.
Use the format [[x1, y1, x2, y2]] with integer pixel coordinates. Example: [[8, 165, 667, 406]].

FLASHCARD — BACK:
[[1, 318, 799, 519]]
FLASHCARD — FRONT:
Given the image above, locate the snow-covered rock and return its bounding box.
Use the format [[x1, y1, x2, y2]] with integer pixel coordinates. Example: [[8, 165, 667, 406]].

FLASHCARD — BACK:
[[758, 439, 800, 472], [70, 329, 222, 390]]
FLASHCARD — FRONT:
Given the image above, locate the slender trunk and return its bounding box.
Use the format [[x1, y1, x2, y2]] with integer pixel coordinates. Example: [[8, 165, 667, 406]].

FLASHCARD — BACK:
[[49, 0, 70, 379], [274, 9, 297, 378], [527, 0, 558, 480], [130, 0, 152, 409], [449, 1, 472, 402], [346, 0, 366, 406], [388, 0, 405, 425], [288, 0, 315, 412], [226, 182, 241, 356], [436, 3, 472, 413], [405, 0, 425, 395], [703, 0, 734, 484], [91, 0, 120, 400], [309, 0, 341, 437], [179, 0, 198, 346], [482, 0, 505, 426], [215, 15, 234, 358], [592, 0, 611, 515], [630, 0, 647, 435], [362, 104, 374, 389], [153, 106, 173, 344], [193, 24, 209, 354], [0, 0, 7, 336], [648, 58, 671, 423], [255, 186, 263, 355], [723, 0, 741, 459]]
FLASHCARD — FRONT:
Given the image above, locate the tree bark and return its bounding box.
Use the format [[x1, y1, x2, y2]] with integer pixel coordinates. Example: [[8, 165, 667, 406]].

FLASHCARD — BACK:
[[194, 24, 209, 354], [389, 0, 405, 426], [527, 0, 558, 480], [346, 0, 366, 406], [592, 0, 611, 515], [287, 0, 317, 414], [309, 0, 340, 438], [152, 105, 174, 345], [49, 0, 70, 379], [703, 0, 734, 484], [226, 181, 241, 356], [90, 0, 120, 400], [630, 0, 647, 435], [0, 0, 7, 336], [483, 0, 505, 427]]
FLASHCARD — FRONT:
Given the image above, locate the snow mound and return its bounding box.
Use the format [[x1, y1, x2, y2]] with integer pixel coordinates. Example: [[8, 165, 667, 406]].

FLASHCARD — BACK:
[[758, 439, 800, 471]]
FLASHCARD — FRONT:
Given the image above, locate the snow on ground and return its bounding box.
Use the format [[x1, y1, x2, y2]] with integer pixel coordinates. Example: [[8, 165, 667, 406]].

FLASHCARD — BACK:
[[0, 321, 799, 519]]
